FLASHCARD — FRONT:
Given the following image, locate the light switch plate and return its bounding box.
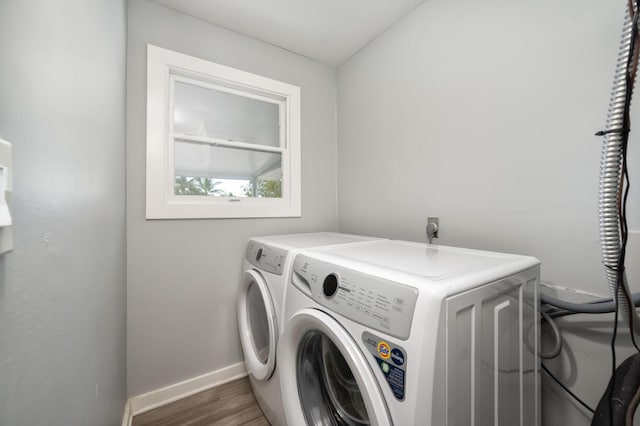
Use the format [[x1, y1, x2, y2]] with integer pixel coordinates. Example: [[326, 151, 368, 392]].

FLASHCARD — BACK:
[[0, 139, 13, 254]]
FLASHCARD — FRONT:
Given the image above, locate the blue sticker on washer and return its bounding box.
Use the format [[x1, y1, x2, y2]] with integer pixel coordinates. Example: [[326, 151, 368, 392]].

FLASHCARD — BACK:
[[390, 348, 405, 366], [362, 331, 407, 401], [375, 358, 405, 400]]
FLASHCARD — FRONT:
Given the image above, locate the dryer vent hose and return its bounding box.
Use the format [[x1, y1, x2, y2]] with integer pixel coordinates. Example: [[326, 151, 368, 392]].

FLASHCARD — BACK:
[[599, 1, 640, 336], [592, 353, 640, 425]]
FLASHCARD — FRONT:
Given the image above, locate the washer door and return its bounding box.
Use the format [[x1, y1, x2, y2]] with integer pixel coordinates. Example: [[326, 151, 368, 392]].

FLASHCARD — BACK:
[[279, 308, 392, 426], [237, 269, 277, 381]]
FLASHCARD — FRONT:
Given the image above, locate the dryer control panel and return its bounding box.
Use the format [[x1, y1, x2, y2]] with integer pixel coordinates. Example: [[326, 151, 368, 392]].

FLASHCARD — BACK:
[[246, 241, 287, 275], [292, 254, 419, 340]]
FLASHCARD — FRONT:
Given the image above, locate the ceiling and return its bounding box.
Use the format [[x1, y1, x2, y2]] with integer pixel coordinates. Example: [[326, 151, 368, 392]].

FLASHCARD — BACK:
[[150, 0, 426, 66]]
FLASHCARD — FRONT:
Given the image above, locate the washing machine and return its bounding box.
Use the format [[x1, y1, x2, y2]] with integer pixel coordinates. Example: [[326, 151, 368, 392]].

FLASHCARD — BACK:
[[237, 232, 383, 426], [278, 239, 541, 426]]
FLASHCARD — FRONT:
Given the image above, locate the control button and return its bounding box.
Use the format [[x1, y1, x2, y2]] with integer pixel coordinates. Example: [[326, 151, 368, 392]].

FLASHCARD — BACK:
[[323, 274, 339, 298], [255, 248, 263, 261]]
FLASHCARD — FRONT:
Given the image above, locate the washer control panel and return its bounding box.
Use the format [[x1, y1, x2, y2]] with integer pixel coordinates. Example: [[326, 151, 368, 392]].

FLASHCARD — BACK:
[[246, 241, 287, 275], [292, 254, 418, 340]]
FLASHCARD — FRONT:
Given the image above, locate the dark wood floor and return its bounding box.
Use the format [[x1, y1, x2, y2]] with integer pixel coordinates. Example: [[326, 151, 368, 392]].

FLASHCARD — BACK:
[[132, 377, 270, 426]]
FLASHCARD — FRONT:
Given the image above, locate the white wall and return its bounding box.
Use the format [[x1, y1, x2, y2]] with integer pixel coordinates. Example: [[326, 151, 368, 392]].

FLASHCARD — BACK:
[[337, 0, 640, 424], [0, 0, 127, 424], [127, 0, 340, 396]]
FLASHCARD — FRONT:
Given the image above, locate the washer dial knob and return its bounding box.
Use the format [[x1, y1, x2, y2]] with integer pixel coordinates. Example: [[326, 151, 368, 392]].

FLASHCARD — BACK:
[[323, 274, 339, 298]]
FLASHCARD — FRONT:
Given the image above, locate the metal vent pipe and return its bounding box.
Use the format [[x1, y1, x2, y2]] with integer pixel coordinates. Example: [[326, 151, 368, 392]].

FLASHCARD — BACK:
[[599, 2, 640, 334]]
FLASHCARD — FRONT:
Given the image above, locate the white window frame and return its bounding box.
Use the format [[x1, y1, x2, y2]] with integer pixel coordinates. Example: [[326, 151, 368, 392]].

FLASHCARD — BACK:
[[146, 44, 301, 219]]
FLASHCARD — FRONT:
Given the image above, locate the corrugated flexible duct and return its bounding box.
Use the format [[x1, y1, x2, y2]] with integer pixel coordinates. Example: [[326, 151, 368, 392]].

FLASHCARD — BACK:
[[599, 2, 640, 335]]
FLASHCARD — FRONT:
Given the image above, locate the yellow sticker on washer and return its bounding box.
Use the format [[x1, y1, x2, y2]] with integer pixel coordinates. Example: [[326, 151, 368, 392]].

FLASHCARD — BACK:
[[377, 341, 391, 359]]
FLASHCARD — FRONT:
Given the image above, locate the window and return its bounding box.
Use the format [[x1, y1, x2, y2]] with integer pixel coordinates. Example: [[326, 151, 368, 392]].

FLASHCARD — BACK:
[[146, 45, 301, 219]]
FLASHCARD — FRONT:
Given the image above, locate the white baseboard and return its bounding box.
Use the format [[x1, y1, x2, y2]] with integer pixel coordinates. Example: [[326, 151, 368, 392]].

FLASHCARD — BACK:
[[121, 400, 132, 426], [121, 361, 247, 423]]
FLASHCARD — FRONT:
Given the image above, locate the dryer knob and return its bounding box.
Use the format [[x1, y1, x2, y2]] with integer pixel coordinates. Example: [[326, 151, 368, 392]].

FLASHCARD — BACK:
[[256, 248, 263, 261], [323, 274, 339, 298]]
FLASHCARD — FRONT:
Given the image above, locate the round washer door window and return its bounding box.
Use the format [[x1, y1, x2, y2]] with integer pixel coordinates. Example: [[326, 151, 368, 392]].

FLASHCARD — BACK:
[[279, 308, 391, 426], [237, 269, 277, 381]]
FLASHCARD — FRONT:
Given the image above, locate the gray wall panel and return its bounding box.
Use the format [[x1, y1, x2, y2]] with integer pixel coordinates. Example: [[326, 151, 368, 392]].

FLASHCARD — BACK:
[[336, 0, 640, 424], [0, 0, 127, 424], [126, 0, 339, 397]]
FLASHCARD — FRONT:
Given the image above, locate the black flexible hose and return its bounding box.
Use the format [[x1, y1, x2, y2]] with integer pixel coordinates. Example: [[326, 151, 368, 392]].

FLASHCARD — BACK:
[[592, 353, 640, 425]]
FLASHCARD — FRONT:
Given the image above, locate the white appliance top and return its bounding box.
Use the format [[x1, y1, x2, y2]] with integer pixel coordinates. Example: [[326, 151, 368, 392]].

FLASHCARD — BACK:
[[252, 232, 383, 250], [307, 239, 539, 284]]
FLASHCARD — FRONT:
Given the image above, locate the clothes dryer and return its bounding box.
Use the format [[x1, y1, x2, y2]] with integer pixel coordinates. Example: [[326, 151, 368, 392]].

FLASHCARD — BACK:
[[237, 232, 383, 425], [278, 240, 541, 426]]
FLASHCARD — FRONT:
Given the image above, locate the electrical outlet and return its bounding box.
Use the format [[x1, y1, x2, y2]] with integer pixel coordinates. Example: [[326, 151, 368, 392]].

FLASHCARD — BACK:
[[427, 217, 439, 240]]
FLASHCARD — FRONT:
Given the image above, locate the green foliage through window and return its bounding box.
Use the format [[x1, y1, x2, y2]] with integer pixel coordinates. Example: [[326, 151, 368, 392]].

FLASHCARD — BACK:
[[175, 176, 282, 198], [243, 179, 282, 198], [174, 177, 227, 196]]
